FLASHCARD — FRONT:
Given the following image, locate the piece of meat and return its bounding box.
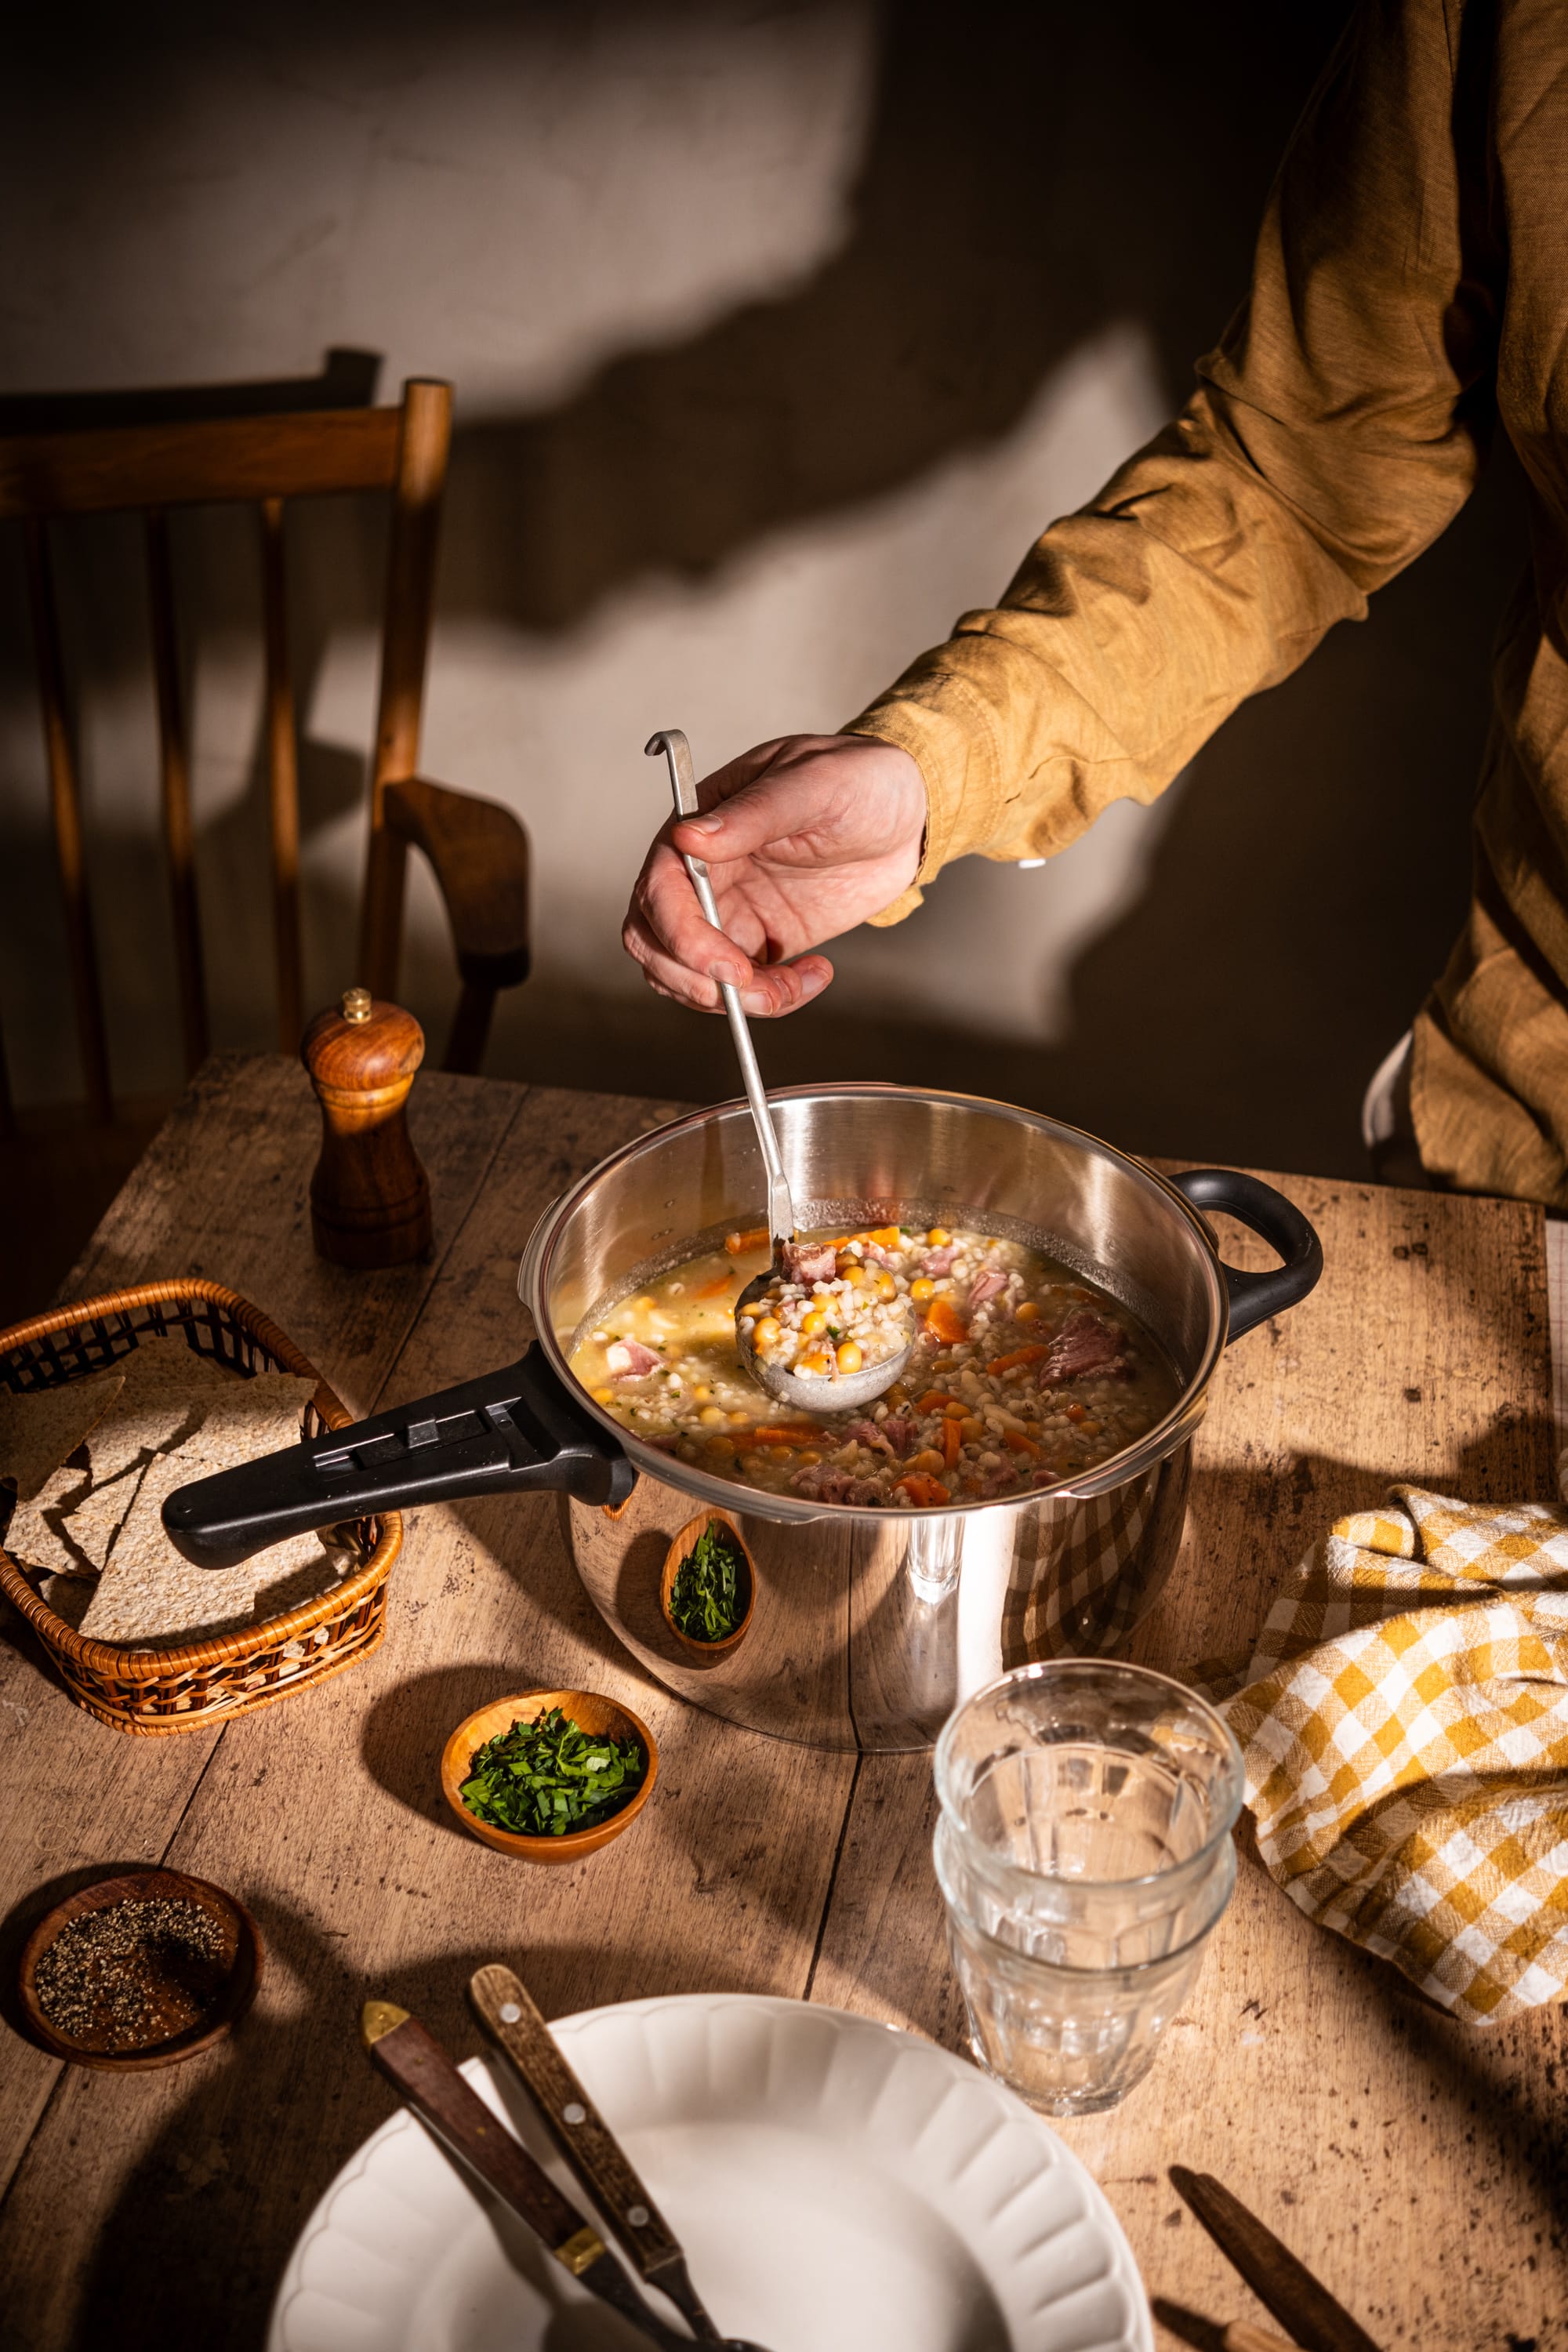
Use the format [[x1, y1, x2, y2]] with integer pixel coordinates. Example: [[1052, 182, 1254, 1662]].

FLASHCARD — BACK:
[[782, 1240, 838, 1287], [844, 1418, 895, 1455], [808, 1468, 859, 1504], [880, 1417, 913, 1457], [862, 1241, 901, 1269], [1039, 1309, 1127, 1386], [967, 1269, 1007, 1310], [920, 1245, 958, 1276], [844, 1477, 885, 1507], [605, 1338, 662, 1379]]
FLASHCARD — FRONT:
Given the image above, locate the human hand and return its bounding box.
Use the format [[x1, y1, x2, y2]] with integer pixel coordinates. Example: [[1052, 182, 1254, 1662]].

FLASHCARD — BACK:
[[622, 733, 925, 1015]]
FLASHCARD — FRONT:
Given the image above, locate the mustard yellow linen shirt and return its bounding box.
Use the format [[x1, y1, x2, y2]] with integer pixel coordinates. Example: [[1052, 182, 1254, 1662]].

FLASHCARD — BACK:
[[849, 0, 1568, 1205]]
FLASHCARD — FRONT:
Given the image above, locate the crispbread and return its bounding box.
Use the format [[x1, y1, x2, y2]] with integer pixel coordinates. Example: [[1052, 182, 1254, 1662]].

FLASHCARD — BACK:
[[79, 1349, 225, 1483], [0, 1373, 125, 1505], [78, 1442, 257, 1647], [252, 1531, 354, 1620], [77, 1368, 327, 1646], [60, 1457, 153, 1571]]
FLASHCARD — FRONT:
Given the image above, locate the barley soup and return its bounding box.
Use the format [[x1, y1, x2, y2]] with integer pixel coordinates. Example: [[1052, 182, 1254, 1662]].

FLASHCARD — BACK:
[[566, 1223, 1179, 1508]]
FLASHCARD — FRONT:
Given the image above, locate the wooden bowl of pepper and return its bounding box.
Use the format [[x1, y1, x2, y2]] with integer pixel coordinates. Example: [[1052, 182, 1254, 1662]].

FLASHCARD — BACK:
[[17, 1866, 263, 2071], [440, 1688, 658, 1863]]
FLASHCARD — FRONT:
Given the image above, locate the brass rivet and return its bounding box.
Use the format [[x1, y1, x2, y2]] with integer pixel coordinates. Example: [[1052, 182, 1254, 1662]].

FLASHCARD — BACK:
[[342, 986, 372, 1024]]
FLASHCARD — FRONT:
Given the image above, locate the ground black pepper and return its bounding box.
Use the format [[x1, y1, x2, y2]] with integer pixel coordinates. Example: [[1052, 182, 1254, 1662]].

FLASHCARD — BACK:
[[34, 1897, 230, 2052]]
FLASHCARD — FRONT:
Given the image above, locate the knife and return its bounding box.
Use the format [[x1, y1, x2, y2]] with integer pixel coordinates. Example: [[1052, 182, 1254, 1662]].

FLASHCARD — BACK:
[[359, 2000, 689, 2350], [469, 1962, 724, 2344], [1168, 2167, 1384, 2352]]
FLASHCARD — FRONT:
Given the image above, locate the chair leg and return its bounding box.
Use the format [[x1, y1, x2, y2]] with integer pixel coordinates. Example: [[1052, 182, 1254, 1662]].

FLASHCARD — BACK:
[[442, 978, 496, 1076]]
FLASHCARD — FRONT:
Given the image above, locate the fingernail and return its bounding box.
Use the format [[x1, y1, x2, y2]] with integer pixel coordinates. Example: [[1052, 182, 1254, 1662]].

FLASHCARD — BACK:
[[686, 815, 721, 835], [799, 967, 828, 998], [739, 989, 771, 1017]]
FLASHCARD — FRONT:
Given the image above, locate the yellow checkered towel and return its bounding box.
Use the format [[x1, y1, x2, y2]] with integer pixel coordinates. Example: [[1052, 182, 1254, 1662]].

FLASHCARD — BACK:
[[1201, 1485, 1568, 2024]]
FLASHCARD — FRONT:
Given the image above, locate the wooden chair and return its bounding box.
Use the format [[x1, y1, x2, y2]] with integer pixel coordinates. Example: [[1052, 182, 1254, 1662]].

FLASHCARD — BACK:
[[0, 376, 532, 1131]]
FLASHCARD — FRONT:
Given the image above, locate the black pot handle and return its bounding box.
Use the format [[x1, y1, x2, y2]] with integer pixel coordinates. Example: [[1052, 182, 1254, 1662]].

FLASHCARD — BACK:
[[162, 1345, 635, 1570], [1171, 1167, 1323, 1344]]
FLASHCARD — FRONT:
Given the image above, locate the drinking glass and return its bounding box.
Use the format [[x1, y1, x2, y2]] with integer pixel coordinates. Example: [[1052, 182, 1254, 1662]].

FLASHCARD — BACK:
[[932, 1660, 1244, 2115]]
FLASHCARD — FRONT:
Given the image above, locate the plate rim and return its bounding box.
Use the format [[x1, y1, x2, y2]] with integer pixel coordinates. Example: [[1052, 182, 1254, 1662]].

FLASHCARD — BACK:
[[267, 1988, 1152, 2352]]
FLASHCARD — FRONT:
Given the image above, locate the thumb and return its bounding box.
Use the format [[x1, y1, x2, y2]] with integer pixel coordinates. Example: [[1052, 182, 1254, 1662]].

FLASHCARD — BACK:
[[673, 763, 832, 864]]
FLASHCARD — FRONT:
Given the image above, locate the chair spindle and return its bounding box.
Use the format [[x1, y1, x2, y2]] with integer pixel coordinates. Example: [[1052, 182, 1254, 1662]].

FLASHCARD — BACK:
[[259, 497, 304, 1051], [24, 517, 113, 1122], [144, 507, 209, 1075], [359, 378, 452, 1000]]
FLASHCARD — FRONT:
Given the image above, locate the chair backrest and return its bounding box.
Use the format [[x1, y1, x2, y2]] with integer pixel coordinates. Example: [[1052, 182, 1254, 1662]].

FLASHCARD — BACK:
[[0, 377, 452, 1124]]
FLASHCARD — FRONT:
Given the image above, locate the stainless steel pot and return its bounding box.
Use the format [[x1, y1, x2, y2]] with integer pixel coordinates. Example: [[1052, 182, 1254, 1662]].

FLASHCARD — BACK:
[[165, 1087, 1321, 1752]]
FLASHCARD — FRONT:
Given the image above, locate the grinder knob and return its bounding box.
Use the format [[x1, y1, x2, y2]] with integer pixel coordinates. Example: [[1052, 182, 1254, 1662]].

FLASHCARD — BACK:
[[301, 989, 433, 1269]]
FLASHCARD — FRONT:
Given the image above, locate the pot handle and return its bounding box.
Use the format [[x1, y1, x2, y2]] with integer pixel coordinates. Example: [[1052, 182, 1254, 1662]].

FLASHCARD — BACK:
[[162, 1346, 636, 1570], [1171, 1167, 1323, 1343]]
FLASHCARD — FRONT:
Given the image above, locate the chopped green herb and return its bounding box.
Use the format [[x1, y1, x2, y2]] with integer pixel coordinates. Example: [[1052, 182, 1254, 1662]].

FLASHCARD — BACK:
[[459, 1705, 645, 1838], [669, 1522, 746, 1643]]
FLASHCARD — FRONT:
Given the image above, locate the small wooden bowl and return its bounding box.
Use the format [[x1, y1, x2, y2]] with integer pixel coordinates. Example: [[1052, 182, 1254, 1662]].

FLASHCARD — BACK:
[[440, 1688, 658, 1864], [17, 1867, 263, 2071], [660, 1509, 757, 1657]]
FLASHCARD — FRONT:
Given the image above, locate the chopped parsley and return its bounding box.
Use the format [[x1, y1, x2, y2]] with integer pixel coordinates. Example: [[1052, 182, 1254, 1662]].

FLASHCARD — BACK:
[[669, 1522, 746, 1642], [459, 1705, 645, 1837]]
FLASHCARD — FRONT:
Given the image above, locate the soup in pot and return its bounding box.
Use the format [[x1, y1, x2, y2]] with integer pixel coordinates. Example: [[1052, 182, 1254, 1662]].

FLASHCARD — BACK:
[[566, 1222, 1179, 1507]]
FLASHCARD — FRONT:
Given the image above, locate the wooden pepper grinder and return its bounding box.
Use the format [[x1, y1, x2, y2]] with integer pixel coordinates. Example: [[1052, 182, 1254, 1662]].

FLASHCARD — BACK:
[[302, 989, 433, 1268]]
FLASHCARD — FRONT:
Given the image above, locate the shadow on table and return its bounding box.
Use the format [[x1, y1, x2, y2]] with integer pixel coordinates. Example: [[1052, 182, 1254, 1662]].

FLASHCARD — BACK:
[[59, 1882, 720, 2352]]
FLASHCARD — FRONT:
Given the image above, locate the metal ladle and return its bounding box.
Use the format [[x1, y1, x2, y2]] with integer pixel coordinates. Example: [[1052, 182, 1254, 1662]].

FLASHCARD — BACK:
[[645, 729, 913, 1415]]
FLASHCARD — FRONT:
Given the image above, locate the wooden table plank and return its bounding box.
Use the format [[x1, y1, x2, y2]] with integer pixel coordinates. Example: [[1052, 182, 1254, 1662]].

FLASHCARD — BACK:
[[0, 1057, 524, 2198], [0, 1084, 856, 2352], [811, 1169, 1567, 2351]]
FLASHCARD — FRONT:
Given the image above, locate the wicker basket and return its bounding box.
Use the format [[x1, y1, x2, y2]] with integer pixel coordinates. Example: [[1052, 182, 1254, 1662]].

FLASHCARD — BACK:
[[0, 1280, 401, 1736]]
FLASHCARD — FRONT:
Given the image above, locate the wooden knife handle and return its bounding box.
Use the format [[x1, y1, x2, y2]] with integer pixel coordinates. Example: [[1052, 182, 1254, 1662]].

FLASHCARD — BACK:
[[362, 2002, 592, 2263], [1170, 2168, 1383, 2352], [360, 2002, 689, 2350], [469, 1965, 679, 2264]]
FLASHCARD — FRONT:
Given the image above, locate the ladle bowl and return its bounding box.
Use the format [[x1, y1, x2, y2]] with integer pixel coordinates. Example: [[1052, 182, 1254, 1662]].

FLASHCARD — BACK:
[[733, 1265, 914, 1414]]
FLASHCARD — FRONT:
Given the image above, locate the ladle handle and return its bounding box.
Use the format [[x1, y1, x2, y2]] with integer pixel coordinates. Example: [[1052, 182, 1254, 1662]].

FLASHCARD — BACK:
[[646, 729, 794, 1250]]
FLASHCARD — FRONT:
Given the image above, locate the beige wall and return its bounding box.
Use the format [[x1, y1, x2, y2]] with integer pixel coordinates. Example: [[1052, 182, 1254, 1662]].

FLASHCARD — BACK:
[[0, 2, 1526, 1172]]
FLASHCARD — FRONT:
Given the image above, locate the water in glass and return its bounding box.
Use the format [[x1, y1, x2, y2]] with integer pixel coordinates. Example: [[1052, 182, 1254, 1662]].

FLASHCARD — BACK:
[[933, 1661, 1244, 2115]]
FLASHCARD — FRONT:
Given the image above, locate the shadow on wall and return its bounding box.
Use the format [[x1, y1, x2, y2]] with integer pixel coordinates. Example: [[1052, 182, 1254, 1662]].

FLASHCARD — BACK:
[[0, 0, 1528, 1174]]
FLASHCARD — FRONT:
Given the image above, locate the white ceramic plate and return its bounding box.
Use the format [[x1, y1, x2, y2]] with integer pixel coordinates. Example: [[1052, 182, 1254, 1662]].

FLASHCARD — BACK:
[[268, 1994, 1150, 2352]]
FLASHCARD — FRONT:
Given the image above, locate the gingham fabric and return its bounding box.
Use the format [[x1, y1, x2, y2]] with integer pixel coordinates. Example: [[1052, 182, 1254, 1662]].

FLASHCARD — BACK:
[[1199, 1486, 1568, 2024]]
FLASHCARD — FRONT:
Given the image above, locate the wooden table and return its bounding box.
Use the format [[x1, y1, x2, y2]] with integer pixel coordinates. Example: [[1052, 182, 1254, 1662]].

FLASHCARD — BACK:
[[1, 1057, 1563, 2351]]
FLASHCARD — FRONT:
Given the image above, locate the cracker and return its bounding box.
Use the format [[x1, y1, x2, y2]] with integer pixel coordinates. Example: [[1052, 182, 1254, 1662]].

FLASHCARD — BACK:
[[79, 1443, 256, 1648], [59, 1458, 153, 1572], [0, 1374, 128, 1577], [252, 1532, 354, 1621], [0, 1373, 125, 1505], [190, 1372, 319, 1460]]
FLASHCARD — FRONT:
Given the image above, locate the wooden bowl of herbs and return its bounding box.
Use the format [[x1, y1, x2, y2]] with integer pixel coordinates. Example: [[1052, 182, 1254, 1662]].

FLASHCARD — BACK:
[[17, 1866, 262, 2071], [441, 1688, 658, 1863], [660, 1510, 755, 1657]]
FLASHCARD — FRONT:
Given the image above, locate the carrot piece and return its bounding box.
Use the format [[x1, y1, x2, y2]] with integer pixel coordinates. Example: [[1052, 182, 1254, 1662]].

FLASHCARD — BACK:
[[695, 1272, 735, 1298], [868, 1225, 901, 1249], [894, 1472, 951, 1507], [725, 1225, 769, 1256], [924, 1297, 970, 1345], [916, 1388, 957, 1415], [747, 1425, 821, 1444], [988, 1345, 1048, 1374], [1065, 1402, 1087, 1423], [1002, 1429, 1041, 1458], [940, 1417, 961, 1469]]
